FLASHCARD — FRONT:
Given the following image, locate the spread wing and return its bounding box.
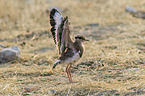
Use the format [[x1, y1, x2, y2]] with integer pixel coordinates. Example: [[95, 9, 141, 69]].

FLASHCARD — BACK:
[[50, 8, 74, 55], [50, 8, 63, 45]]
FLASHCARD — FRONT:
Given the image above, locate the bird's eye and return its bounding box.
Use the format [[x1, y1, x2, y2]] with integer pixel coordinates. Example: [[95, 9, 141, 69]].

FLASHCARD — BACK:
[[75, 36, 83, 39], [78, 37, 82, 39]]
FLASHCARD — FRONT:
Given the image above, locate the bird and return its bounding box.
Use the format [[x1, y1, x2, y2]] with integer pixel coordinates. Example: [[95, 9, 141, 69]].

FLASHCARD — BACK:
[[49, 8, 89, 82], [125, 6, 145, 19]]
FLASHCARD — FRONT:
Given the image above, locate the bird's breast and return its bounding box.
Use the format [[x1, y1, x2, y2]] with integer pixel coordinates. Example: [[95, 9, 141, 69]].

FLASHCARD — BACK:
[[64, 51, 81, 64]]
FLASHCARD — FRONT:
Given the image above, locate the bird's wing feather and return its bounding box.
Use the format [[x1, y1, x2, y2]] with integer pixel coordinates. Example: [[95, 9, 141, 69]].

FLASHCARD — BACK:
[[50, 8, 63, 45], [50, 9, 74, 55], [58, 16, 74, 54]]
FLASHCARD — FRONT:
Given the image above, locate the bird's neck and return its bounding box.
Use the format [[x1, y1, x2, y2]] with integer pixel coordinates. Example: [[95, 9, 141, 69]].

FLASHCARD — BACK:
[[73, 40, 84, 57], [74, 40, 83, 47]]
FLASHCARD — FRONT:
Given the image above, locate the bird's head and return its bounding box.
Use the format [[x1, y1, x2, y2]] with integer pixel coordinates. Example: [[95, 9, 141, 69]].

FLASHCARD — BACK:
[[75, 35, 89, 42]]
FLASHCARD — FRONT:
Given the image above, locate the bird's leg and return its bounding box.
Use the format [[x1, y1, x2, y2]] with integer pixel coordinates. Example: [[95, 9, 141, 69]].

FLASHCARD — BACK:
[[68, 64, 73, 82], [66, 64, 73, 82], [66, 64, 70, 81]]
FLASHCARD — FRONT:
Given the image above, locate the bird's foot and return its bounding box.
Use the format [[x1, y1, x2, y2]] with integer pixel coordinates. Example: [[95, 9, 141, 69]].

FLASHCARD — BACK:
[[69, 80, 77, 83]]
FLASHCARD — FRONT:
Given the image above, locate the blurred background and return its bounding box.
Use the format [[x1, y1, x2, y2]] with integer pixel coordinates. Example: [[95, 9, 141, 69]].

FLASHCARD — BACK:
[[1, 0, 145, 30]]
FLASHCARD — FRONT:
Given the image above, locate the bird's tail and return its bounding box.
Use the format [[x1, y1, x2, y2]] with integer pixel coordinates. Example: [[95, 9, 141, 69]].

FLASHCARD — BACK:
[[52, 60, 62, 69]]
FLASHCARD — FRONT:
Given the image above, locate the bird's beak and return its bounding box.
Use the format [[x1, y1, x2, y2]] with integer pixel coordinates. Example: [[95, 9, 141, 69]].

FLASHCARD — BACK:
[[85, 39, 89, 41]]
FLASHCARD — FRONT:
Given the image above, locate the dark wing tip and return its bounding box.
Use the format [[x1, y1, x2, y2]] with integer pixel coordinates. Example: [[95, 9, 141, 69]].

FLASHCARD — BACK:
[[50, 8, 57, 16], [50, 8, 60, 20], [64, 16, 68, 21], [50, 8, 58, 26]]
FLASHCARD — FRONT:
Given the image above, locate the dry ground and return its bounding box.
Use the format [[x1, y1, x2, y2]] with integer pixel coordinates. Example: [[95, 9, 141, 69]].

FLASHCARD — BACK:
[[0, 0, 145, 95]]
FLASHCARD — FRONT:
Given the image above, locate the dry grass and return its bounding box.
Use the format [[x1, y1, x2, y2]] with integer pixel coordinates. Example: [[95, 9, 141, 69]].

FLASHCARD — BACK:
[[0, 0, 145, 95]]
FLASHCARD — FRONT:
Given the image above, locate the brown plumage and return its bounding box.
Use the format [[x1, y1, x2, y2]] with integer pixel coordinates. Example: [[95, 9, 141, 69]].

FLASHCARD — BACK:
[[49, 8, 89, 82]]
